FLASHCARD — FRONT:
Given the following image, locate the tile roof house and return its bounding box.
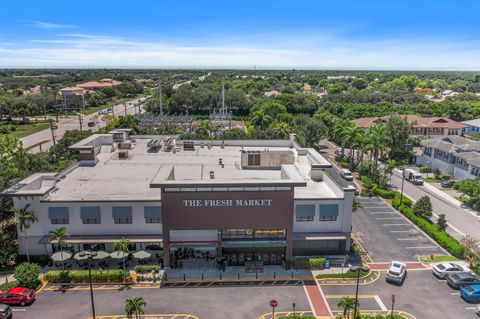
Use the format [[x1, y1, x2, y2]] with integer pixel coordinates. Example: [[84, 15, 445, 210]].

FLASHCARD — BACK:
[[416, 135, 480, 180], [355, 115, 469, 137], [76, 78, 122, 90]]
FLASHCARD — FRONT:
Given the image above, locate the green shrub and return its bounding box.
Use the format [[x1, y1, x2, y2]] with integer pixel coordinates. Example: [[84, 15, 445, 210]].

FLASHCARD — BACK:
[[474, 264, 480, 276], [392, 196, 413, 208], [45, 269, 126, 283], [0, 280, 18, 292], [340, 162, 350, 168], [14, 263, 41, 289], [441, 174, 451, 181], [293, 257, 326, 269], [419, 166, 432, 173], [134, 265, 161, 273], [397, 205, 464, 258], [374, 187, 397, 199]]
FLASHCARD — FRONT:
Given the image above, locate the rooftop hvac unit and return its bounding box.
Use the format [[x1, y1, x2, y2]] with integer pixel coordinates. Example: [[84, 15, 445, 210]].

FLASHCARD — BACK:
[[183, 141, 195, 151], [209, 171, 215, 179], [118, 150, 129, 160]]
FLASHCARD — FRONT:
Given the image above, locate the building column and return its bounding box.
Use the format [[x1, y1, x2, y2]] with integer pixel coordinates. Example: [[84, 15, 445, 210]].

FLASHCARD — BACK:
[[163, 231, 171, 269]]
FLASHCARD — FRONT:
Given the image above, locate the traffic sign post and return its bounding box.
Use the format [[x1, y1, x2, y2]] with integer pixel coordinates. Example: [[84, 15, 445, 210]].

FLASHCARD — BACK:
[[270, 299, 278, 319], [391, 294, 395, 319]]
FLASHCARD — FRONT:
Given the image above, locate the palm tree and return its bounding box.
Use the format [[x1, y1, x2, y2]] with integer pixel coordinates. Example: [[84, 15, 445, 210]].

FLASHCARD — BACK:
[[270, 121, 291, 139], [366, 124, 388, 178], [115, 237, 131, 278], [125, 297, 147, 319], [344, 125, 363, 165], [250, 109, 273, 128], [12, 204, 38, 262], [49, 227, 69, 270], [384, 159, 397, 186], [332, 119, 353, 158], [337, 296, 358, 319]]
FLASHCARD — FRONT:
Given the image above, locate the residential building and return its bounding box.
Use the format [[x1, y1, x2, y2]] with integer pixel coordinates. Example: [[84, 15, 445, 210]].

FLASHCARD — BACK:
[[1, 133, 354, 268], [461, 119, 480, 136], [355, 115, 469, 137], [416, 135, 480, 180], [76, 78, 122, 90]]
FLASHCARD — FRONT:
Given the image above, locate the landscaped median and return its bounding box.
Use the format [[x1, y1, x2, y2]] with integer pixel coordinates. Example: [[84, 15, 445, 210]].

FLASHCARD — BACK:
[[44, 269, 128, 284], [315, 268, 370, 280]]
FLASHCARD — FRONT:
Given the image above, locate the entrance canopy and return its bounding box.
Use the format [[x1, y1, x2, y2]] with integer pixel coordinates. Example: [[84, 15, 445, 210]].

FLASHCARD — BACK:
[[39, 234, 163, 244]]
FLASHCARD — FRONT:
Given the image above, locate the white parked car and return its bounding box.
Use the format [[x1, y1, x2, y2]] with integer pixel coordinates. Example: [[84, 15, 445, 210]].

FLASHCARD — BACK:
[[432, 262, 468, 279], [386, 261, 407, 284], [341, 169, 353, 181]]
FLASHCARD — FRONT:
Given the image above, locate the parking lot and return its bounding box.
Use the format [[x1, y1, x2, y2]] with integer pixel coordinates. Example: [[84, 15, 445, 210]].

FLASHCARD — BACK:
[[322, 269, 477, 318], [9, 284, 311, 319], [353, 197, 446, 262]]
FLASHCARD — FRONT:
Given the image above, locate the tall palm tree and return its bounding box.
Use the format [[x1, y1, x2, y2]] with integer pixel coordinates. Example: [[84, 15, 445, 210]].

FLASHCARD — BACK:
[[366, 124, 388, 178], [337, 296, 358, 319], [49, 227, 69, 270], [125, 297, 147, 319], [332, 119, 353, 157], [344, 125, 364, 165], [12, 204, 38, 262], [115, 237, 131, 278], [270, 121, 291, 139], [250, 109, 273, 128]]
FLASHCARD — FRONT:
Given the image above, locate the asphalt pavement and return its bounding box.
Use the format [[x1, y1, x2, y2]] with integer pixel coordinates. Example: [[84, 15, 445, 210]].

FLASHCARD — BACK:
[[390, 170, 480, 240], [21, 97, 146, 153], [353, 197, 446, 262]]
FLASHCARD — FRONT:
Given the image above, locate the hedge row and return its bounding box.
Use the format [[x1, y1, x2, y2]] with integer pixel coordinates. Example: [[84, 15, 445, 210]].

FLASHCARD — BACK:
[[392, 196, 413, 208], [45, 269, 126, 283], [134, 265, 161, 273], [397, 205, 464, 258], [293, 257, 325, 269]]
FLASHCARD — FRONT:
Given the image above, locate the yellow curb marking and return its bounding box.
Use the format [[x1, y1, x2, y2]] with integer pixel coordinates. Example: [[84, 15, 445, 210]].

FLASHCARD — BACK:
[[319, 270, 380, 286], [88, 314, 199, 319]]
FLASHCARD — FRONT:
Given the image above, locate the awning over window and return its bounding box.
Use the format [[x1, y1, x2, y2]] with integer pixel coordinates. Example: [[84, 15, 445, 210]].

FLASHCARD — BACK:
[[48, 207, 69, 219], [296, 204, 315, 217], [221, 240, 286, 248], [80, 207, 101, 219], [39, 234, 163, 244], [144, 206, 161, 219], [319, 204, 339, 217], [112, 206, 132, 219]]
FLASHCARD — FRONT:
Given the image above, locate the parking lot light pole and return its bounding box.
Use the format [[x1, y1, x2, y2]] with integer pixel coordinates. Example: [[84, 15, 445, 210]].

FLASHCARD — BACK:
[[350, 265, 369, 319], [399, 169, 405, 206], [391, 294, 396, 319], [80, 251, 98, 319], [292, 302, 296, 318]]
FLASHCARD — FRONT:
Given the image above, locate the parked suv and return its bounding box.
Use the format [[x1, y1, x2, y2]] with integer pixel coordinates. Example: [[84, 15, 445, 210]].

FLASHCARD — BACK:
[[447, 272, 480, 289], [0, 304, 12, 319], [0, 287, 36, 306], [432, 262, 467, 279], [386, 261, 407, 284], [341, 169, 353, 181]]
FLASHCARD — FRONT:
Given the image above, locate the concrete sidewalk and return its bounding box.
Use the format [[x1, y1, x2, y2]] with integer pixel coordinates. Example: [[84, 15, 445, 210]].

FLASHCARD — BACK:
[[0, 274, 14, 285], [163, 265, 312, 281]]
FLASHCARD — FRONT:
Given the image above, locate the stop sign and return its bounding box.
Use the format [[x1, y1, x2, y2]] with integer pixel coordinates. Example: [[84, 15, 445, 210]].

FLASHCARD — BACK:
[[270, 299, 278, 308]]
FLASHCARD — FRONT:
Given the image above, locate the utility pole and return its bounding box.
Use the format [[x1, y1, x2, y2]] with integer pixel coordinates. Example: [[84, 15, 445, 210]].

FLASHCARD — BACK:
[[43, 98, 47, 122], [50, 121, 56, 145], [124, 103, 127, 116], [158, 80, 163, 116], [78, 114, 83, 131]]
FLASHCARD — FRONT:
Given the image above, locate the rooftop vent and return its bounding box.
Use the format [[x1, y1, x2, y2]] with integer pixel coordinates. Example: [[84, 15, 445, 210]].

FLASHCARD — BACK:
[[221, 140, 225, 149], [118, 150, 129, 160], [209, 171, 215, 179]]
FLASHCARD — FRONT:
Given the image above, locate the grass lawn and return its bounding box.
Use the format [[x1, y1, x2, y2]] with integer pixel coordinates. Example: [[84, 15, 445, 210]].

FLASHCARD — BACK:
[[79, 97, 134, 115], [6, 122, 51, 139], [419, 255, 458, 263], [315, 269, 370, 279], [424, 177, 442, 183]]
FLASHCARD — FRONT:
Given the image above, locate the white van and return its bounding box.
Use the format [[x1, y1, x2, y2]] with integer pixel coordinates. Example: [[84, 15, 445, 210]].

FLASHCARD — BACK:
[[341, 169, 353, 181]]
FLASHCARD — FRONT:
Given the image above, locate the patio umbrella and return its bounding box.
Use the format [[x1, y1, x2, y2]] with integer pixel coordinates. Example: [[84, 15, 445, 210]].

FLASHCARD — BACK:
[[110, 251, 129, 259], [51, 251, 72, 262], [73, 251, 91, 261], [132, 250, 151, 260], [92, 251, 110, 260]]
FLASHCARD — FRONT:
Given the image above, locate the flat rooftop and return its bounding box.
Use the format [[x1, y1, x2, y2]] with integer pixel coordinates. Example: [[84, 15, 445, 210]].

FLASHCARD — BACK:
[[4, 135, 344, 201]]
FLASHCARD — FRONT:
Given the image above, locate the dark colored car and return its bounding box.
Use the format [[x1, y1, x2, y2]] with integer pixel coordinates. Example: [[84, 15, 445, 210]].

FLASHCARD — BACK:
[[447, 272, 480, 289], [87, 121, 96, 127], [0, 304, 12, 319], [0, 287, 36, 306], [441, 179, 456, 188]]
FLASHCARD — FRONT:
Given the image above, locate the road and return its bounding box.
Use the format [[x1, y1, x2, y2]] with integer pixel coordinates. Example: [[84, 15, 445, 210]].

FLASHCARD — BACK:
[[20, 97, 146, 153], [390, 170, 480, 241]]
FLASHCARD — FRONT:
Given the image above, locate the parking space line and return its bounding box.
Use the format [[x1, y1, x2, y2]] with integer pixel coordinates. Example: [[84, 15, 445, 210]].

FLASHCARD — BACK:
[[375, 217, 404, 220], [369, 211, 396, 214], [397, 238, 424, 241], [374, 295, 387, 311], [405, 246, 439, 249], [11, 309, 27, 312], [450, 292, 460, 295], [382, 223, 410, 226]]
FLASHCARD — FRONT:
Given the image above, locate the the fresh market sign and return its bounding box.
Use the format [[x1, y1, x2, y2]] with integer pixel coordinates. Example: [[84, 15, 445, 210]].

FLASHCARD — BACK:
[[182, 199, 272, 207]]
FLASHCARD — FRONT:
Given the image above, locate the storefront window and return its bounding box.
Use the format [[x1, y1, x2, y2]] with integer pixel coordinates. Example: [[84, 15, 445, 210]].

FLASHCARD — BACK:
[[144, 243, 162, 250], [222, 229, 286, 240], [83, 243, 106, 251]]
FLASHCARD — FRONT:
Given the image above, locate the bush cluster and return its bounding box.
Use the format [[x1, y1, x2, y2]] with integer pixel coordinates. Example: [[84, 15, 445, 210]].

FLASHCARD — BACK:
[[134, 265, 161, 273], [45, 269, 126, 283], [419, 166, 432, 173], [292, 257, 326, 269], [14, 262, 41, 289], [397, 205, 464, 258], [392, 196, 413, 208], [0, 124, 16, 134]]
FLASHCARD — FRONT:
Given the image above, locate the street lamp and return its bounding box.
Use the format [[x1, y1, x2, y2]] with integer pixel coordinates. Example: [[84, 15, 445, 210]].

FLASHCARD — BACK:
[[349, 265, 369, 319], [292, 302, 296, 318], [399, 169, 405, 206], [80, 251, 97, 319]]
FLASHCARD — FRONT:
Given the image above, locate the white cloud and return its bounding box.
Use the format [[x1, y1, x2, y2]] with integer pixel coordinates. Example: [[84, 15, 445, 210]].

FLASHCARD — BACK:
[[30, 21, 75, 30], [1, 33, 480, 70]]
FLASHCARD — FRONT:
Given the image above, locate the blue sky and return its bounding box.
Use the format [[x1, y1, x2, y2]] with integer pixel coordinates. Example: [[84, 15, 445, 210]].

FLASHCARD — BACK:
[[1, 0, 479, 70]]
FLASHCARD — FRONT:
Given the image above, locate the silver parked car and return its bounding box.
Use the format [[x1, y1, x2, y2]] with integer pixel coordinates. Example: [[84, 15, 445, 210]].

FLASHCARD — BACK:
[[432, 262, 468, 279], [386, 261, 407, 284]]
